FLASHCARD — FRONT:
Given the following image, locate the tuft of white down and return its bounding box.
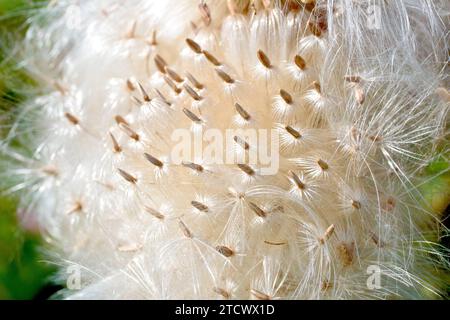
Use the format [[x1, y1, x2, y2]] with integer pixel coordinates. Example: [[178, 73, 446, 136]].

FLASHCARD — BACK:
[[2, 0, 449, 299]]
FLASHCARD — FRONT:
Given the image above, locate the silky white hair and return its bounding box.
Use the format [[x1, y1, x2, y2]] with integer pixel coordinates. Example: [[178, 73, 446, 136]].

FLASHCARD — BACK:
[[1, 0, 449, 299]]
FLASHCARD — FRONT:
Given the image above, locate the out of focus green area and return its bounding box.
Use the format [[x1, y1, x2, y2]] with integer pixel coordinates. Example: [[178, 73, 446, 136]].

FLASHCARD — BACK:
[[0, 0, 56, 300], [0, 196, 55, 299]]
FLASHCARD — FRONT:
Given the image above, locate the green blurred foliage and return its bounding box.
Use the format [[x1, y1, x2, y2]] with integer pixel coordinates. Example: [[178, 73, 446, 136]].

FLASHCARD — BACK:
[[0, 196, 56, 299], [0, 0, 56, 300]]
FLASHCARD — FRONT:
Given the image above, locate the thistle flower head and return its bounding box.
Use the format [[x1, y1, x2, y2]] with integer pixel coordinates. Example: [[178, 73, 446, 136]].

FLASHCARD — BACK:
[[2, 0, 449, 299]]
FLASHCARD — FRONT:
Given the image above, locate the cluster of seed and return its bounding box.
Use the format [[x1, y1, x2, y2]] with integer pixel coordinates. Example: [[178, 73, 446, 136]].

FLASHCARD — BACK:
[[19, 0, 448, 299]]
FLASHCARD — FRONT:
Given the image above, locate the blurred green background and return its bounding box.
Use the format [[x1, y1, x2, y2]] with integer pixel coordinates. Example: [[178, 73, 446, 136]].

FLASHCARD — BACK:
[[0, 0, 448, 300]]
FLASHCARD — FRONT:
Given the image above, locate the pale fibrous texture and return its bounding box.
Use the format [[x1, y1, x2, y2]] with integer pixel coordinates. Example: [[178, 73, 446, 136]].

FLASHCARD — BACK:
[[2, 0, 449, 299]]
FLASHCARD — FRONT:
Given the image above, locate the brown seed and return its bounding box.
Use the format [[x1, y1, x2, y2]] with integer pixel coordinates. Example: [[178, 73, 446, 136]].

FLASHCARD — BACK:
[[191, 200, 209, 212], [115, 115, 129, 126], [186, 38, 202, 54], [183, 84, 202, 101], [67, 201, 83, 214], [235, 103, 251, 121], [166, 67, 183, 83], [138, 83, 151, 102], [289, 170, 305, 189], [319, 224, 335, 244], [280, 89, 293, 104], [198, 2, 211, 26], [234, 136, 250, 150], [155, 89, 171, 106], [344, 75, 361, 83], [216, 245, 234, 257], [144, 206, 165, 220], [351, 200, 361, 210], [185, 72, 204, 90], [285, 125, 301, 139], [215, 69, 235, 84], [154, 54, 167, 74], [64, 112, 79, 125], [257, 49, 272, 68], [109, 132, 122, 153], [264, 240, 287, 246], [144, 153, 163, 168], [313, 81, 321, 93], [371, 232, 386, 248], [179, 220, 193, 238], [119, 123, 140, 141], [164, 76, 182, 94], [250, 289, 271, 300], [117, 168, 137, 184], [150, 30, 157, 46], [213, 287, 230, 299], [237, 163, 255, 176], [182, 161, 204, 172], [294, 55, 306, 70], [131, 96, 143, 106], [368, 134, 382, 142], [125, 20, 136, 38], [126, 78, 136, 91], [183, 108, 202, 123], [202, 50, 221, 66], [248, 202, 267, 218], [317, 159, 329, 171]]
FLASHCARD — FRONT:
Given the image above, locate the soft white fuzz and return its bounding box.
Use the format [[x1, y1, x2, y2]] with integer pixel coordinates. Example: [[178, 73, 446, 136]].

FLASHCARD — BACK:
[[2, 0, 449, 299]]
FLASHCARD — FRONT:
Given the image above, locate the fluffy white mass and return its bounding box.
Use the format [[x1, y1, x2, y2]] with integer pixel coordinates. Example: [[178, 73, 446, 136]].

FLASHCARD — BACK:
[[2, 0, 449, 299]]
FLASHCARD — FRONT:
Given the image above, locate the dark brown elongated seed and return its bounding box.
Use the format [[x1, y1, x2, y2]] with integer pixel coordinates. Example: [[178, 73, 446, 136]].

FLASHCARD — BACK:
[[144, 206, 165, 220], [191, 200, 209, 212], [280, 89, 293, 104], [183, 84, 202, 101], [144, 153, 163, 168], [237, 163, 255, 176], [233, 136, 250, 150], [109, 132, 122, 153], [179, 220, 193, 238], [289, 170, 305, 189], [118, 168, 137, 184], [235, 103, 251, 121], [65, 112, 79, 125], [248, 202, 267, 218], [154, 54, 167, 74], [182, 161, 204, 172], [138, 83, 151, 102], [257, 49, 272, 68], [285, 125, 301, 139], [202, 50, 221, 66], [216, 245, 234, 257], [185, 72, 204, 90], [119, 123, 140, 141], [216, 69, 235, 84], [294, 55, 306, 70], [166, 67, 183, 83], [183, 108, 202, 123], [186, 38, 202, 54], [317, 159, 329, 170]]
